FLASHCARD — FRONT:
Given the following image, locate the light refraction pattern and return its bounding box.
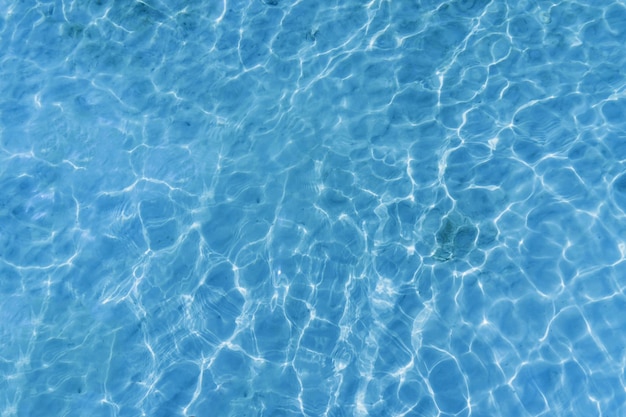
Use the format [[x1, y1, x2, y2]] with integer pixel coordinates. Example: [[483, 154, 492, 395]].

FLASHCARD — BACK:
[[1, 1, 626, 416]]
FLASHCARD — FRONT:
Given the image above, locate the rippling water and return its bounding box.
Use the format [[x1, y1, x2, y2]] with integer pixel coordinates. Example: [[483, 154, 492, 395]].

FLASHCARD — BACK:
[[1, 1, 626, 416]]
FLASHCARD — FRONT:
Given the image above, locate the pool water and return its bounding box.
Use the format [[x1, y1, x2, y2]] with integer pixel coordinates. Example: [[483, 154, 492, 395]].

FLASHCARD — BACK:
[[1, 1, 626, 416]]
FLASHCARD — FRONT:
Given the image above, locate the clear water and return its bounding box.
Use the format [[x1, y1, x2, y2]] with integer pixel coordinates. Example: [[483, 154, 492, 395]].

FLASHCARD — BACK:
[[1, 1, 626, 416]]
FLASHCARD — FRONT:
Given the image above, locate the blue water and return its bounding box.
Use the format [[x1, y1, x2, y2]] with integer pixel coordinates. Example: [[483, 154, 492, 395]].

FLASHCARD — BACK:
[[1, 0, 626, 416]]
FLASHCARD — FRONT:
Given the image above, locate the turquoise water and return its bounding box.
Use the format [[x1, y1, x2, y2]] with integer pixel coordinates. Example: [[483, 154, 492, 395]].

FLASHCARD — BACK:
[[1, 0, 626, 416]]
